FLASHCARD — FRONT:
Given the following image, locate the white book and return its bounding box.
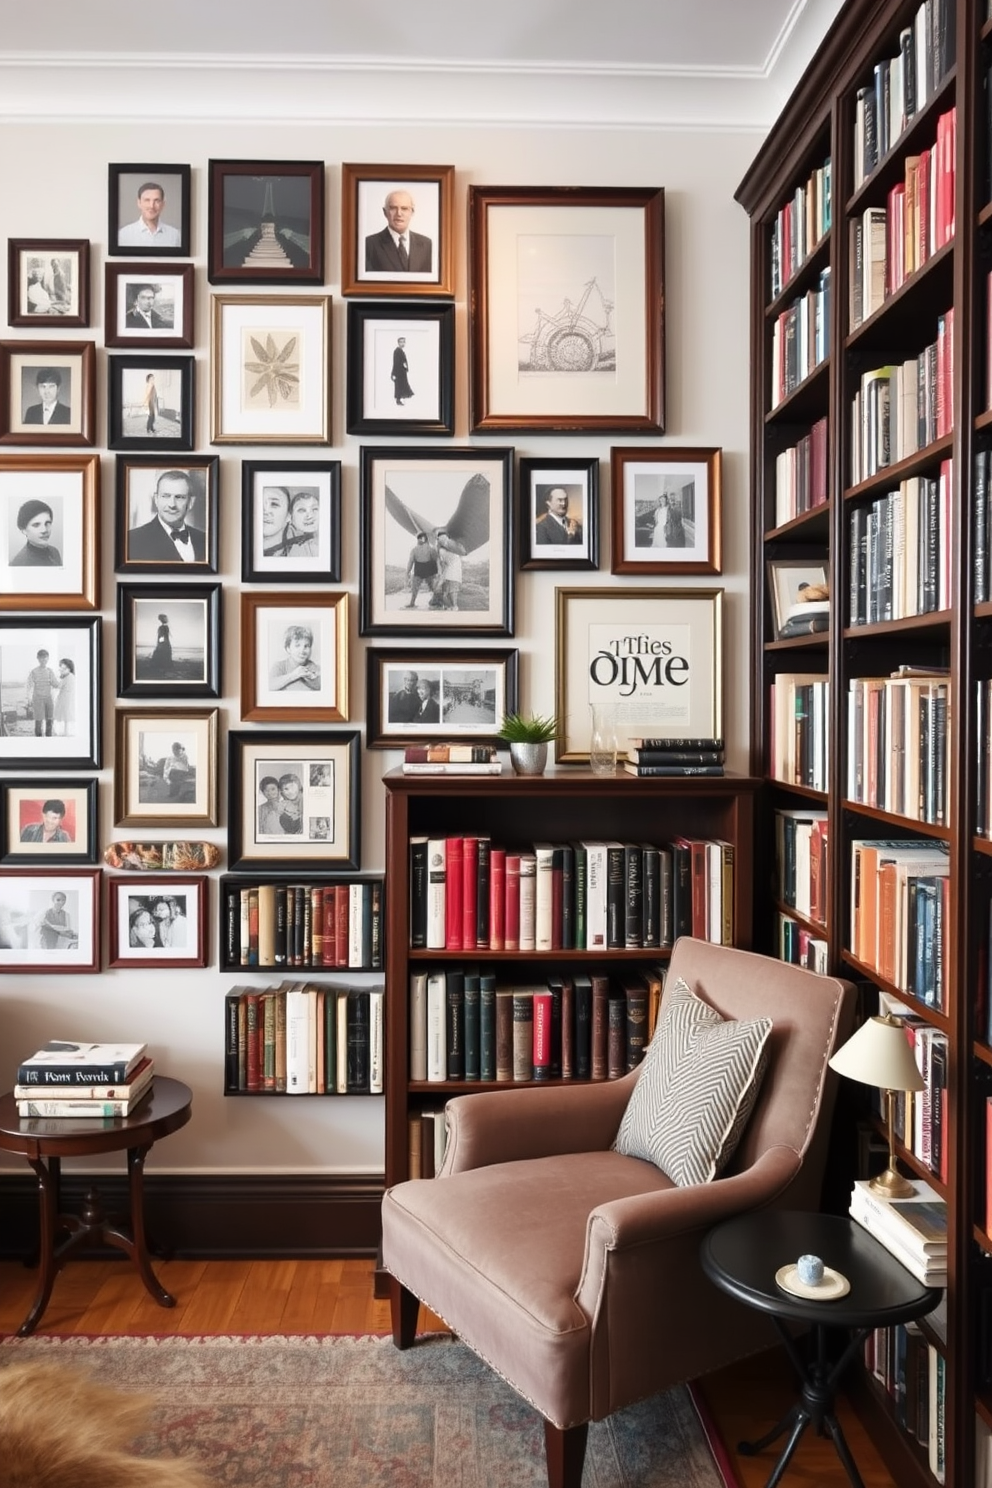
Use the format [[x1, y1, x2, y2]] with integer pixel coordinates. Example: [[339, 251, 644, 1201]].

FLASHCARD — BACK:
[[426, 970, 447, 1083], [706, 841, 722, 943], [348, 883, 364, 967], [533, 843, 555, 951], [409, 971, 428, 1082], [307, 986, 319, 1092], [368, 987, 385, 1094], [850, 1177, 947, 1255], [335, 990, 348, 1094], [284, 987, 310, 1094], [427, 838, 447, 949], [518, 853, 537, 952], [582, 842, 609, 950], [849, 1201, 947, 1285]]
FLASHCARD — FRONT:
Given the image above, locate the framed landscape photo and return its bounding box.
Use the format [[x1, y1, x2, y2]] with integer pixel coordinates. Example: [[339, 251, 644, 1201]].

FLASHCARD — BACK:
[[0, 868, 100, 973], [366, 646, 518, 749], [555, 587, 723, 762], [346, 300, 454, 436], [210, 294, 331, 444], [240, 590, 348, 723], [359, 446, 513, 638], [108, 164, 190, 257], [117, 583, 222, 700], [241, 460, 340, 582], [104, 262, 194, 349], [108, 874, 207, 969], [611, 446, 722, 576], [207, 159, 324, 285], [0, 615, 101, 770], [0, 341, 96, 447], [228, 728, 361, 873], [469, 185, 665, 434], [8, 239, 89, 327], [0, 779, 97, 867], [115, 454, 219, 574], [767, 557, 830, 640], [107, 355, 194, 452], [519, 456, 599, 571], [114, 707, 219, 827], [0, 453, 99, 610], [341, 162, 454, 297]]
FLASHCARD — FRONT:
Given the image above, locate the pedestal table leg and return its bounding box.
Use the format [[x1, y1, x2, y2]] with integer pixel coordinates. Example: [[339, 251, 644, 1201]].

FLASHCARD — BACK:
[[126, 1140, 175, 1307], [18, 1156, 60, 1336]]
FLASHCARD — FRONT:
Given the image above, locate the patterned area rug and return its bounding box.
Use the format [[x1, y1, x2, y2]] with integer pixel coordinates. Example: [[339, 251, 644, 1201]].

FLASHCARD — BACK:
[[0, 1333, 734, 1487]]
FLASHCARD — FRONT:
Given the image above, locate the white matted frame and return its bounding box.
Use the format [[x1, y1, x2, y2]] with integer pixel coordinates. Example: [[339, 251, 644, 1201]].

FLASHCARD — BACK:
[[210, 294, 331, 444], [107, 874, 207, 969], [114, 707, 219, 827], [0, 868, 100, 972], [240, 590, 349, 722], [611, 446, 721, 576], [0, 454, 99, 610], [228, 728, 361, 872]]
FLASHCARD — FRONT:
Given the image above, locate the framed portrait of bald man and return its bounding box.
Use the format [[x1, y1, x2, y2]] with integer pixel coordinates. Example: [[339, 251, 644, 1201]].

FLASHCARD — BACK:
[[341, 163, 454, 297]]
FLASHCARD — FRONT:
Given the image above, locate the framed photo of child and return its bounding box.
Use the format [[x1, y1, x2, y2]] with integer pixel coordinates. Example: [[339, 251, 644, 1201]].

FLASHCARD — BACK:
[[239, 591, 348, 723]]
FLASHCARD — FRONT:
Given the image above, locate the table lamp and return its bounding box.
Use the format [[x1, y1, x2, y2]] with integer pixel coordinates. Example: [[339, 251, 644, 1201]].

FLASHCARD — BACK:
[[828, 1012, 924, 1198]]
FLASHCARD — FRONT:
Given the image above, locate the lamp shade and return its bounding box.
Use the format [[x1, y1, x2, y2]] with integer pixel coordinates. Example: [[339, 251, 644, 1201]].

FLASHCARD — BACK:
[[828, 1014, 925, 1092]]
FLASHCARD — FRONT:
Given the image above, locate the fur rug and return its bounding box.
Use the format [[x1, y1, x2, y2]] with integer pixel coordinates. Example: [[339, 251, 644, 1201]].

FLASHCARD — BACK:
[[0, 1361, 209, 1488]]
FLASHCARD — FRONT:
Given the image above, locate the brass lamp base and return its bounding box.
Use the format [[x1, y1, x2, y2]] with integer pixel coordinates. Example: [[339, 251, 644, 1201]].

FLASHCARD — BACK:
[[868, 1165, 917, 1199]]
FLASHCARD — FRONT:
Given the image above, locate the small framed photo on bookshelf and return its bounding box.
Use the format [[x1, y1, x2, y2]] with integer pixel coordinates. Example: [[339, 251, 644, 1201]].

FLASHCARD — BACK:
[[228, 728, 361, 873], [107, 874, 207, 968], [0, 615, 101, 771], [107, 355, 195, 452], [104, 262, 195, 349], [0, 778, 98, 866], [346, 300, 455, 436], [518, 456, 599, 570], [0, 341, 96, 447], [767, 558, 830, 640], [108, 165, 191, 257], [610, 446, 722, 575], [207, 159, 325, 285], [0, 453, 99, 611], [241, 460, 341, 582], [341, 163, 454, 297], [115, 455, 219, 574], [117, 583, 222, 699], [114, 707, 219, 827], [239, 590, 348, 723], [0, 868, 100, 972], [365, 645, 519, 748], [8, 239, 90, 327]]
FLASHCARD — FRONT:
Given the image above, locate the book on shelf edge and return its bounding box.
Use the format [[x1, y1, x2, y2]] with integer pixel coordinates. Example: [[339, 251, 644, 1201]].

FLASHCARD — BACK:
[[16, 1042, 148, 1085], [16, 1089, 153, 1118], [623, 762, 726, 777], [12, 1056, 155, 1103], [401, 761, 503, 774], [627, 737, 724, 750]]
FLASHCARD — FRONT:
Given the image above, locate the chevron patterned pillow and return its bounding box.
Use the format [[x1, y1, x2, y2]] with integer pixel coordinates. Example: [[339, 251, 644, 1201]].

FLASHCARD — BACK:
[[614, 976, 773, 1186]]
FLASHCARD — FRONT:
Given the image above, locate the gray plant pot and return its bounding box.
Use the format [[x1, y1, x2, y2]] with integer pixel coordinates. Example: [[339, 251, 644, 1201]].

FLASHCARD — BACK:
[[508, 741, 548, 776]]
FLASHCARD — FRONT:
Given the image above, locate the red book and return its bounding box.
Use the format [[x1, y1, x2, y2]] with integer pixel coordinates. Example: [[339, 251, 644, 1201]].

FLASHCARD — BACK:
[[532, 990, 552, 1081], [322, 888, 336, 967], [489, 847, 506, 950], [689, 839, 708, 938], [504, 853, 521, 952], [245, 992, 263, 1091], [311, 886, 324, 966], [445, 837, 464, 951], [335, 885, 349, 968], [462, 836, 478, 951]]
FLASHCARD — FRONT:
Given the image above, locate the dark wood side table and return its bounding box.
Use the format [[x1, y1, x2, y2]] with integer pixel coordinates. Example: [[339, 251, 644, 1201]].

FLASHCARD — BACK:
[[0, 1075, 192, 1336], [701, 1210, 942, 1488]]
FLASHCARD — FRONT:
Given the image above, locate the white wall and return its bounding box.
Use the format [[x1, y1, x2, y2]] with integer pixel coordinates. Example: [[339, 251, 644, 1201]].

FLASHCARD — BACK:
[[0, 118, 760, 1175]]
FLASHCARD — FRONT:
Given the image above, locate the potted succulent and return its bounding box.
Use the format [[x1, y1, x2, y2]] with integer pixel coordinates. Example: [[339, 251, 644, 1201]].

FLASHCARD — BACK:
[[496, 711, 559, 776]]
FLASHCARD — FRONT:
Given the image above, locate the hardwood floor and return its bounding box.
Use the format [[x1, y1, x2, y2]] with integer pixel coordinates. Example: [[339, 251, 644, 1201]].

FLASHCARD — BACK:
[[0, 1256, 898, 1486]]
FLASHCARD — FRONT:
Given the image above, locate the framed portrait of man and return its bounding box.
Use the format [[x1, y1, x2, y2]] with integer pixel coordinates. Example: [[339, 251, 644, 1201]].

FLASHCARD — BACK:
[[0, 342, 96, 447], [518, 456, 599, 571], [108, 164, 191, 258], [0, 778, 98, 866], [107, 355, 194, 452], [115, 455, 219, 574], [341, 163, 454, 297], [105, 263, 194, 349]]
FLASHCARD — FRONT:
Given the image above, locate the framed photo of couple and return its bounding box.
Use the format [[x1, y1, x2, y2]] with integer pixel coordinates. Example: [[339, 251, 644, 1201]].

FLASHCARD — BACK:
[[227, 729, 361, 873], [7, 239, 90, 327], [117, 583, 222, 700], [611, 446, 722, 576], [0, 616, 101, 771], [107, 875, 207, 969], [0, 453, 99, 610], [365, 646, 519, 749]]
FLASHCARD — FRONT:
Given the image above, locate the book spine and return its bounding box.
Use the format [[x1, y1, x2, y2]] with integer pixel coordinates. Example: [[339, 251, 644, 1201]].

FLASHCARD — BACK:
[[590, 974, 609, 1080], [512, 991, 534, 1082], [560, 845, 574, 951], [426, 971, 447, 1082], [518, 853, 537, 951], [479, 973, 497, 1081], [368, 987, 384, 1095], [532, 989, 552, 1080], [534, 844, 555, 951], [370, 880, 383, 970], [16, 1062, 135, 1085], [225, 887, 239, 965], [574, 974, 592, 1080], [346, 988, 370, 1093], [642, 845, 660, 948], [445, 968, 465, 1080], [495, 989, 514, 1081], [624, 844, 643, 949], [461, 836, 478, 951], [504, 854, 521, 951], [623, 975, 649, 1071], [409, 837, 429, 948], [607, 987, 627, 1079], [409, 971, 428, 1083], [274, 884, 288, 966], [463, 973, 481, 1081], [489, 846, 506, 951], [427, 838, 447, 949], [445, 836, 464, 951], [476, 837, 491, 949], [17, 1097, 146, 1117]]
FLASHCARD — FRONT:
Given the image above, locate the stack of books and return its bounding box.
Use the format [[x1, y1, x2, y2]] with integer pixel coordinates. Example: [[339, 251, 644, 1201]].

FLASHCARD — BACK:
[[402, 743, 502, 775], [622, 737, 725, 778], [14, 1041, 153, 1117], [849, 1175, 947, 1285]]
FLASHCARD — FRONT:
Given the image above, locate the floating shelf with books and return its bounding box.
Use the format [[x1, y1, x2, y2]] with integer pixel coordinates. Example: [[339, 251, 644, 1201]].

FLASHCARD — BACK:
[[223, 980, 383, 1097], [218, 873, 384, 974]]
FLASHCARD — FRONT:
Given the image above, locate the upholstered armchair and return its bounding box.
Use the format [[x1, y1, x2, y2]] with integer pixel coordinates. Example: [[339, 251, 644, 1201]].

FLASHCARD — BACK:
[[381, 937, 857, 1488]]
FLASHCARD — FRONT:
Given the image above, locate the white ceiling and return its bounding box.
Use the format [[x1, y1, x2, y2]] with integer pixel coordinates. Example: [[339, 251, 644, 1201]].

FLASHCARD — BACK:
[[0, 0, 846, 129]]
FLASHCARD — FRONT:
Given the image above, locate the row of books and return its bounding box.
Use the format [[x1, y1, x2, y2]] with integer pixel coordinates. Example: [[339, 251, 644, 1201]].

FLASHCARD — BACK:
[[222, 880, 383, 971], [408, 1107, 449, 1179], [848, 323, 953, 487], [774, 807, 828, 925], [852, 0, 955, 190], [847, 672, 950, 826], [975, 682, 992, 837], [973, 446, 992, 601], [223, 981, 384, 1094], [850, 841, 949, 1007], [848, 464, 952, 627], [768, 156, 831, 301], [865, 1323, 945, 1483], [13, 1040, 153, 1117], [773, 415, 828, 529], [850, 1175, 947, 1285], [409, 963, 665, 1085], [410, 835, 735, 954], [768, 674, 829, 791], [769, 267, 831, 410], [776, 913, 828, 973], [890, 1021, 949, 1181], [622, 741, 725, 778]]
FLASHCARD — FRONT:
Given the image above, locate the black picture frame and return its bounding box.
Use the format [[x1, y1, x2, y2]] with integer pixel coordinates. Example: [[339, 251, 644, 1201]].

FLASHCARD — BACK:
[[365, 645, 519, 749], [227, 728, 361, 873], [114, 454, 219, 574], [241, 460, 341, 583], [108, 164, 191, 258], [518, 456, 600, 571], [8, 239, 90, 327], [117, 582, 222, 700], [0, 615, 101, 771], [0, 777, 98, 866], [207, 159, 325, 285], [346, 300, 455, 436], [104, 261, 195, 349], [107, 355, 195, 452]]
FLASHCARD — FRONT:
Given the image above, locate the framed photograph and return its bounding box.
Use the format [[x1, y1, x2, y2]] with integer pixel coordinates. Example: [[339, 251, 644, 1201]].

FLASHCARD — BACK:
[[0, 341, 96, 447], [240, 590, 348, 722], [359, 446, 513, 638], [346, 301, 454, 436], [117, 583, 222, 699], [0, 616, 101, 770], [8, 239, 89, 327], [104, 262, 194, 349], [518, 456, 599, 571], [114, 707, 219, 827], [241, 460, 340, 582], [0, 779, 98, 866], [0, 454, 99, 610], [341, 163, 454, 297], [611, 446, 722, 576], [228, 728, 361, 873], [0, 868, 100, 972], [554, 587, 723, 762], [468, 185, 665, 434], [366, 646, 519, 749], [107, 875, 207, 969], [207, 160, 324, 285], [115, 455, 219, 574], [767, 558, 830, 640], [108, 164, 190, 257], [107, 355, 194, 452], [210, 294, 331, 444]]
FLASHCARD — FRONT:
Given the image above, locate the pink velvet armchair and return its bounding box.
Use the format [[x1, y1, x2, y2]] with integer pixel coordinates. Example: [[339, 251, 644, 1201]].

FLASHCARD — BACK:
[[381, 937, 857, 1488]]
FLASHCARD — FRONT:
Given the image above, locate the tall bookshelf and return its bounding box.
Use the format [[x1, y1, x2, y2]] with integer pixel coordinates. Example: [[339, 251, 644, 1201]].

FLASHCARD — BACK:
[[737, 1, 982, 1482]]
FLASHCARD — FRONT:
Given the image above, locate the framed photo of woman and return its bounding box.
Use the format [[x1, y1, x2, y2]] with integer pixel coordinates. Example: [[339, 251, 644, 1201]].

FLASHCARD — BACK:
[[117, 583, 222, 700], [107, 355, 195, 452], [610, 446, 722, 576], [0, 454, 99, 610], [241, 460, 341, 582]]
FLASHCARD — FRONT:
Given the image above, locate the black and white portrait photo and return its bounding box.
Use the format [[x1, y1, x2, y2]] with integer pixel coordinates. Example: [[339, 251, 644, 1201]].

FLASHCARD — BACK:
[[2, 343, 95, 446], [0, 885, 77, 952], [0, 869, 99, 971], [21, 365, 72, 426], [519, 457, 598, 571], [118, 460, 215, 571], [242, 461, 340, 583], [534, 481, 585, 548], [241, 591, 346, 723], [117, 363, 184, 441], [106, 263, 194, 349], [11, 244, 84, 323], [0, 618, 99, 770], [386, 666, 441, 725], [116, 707, 217, 827], [346, 302, 454, 436], [124, 890, 190, 951], [108, 874, 205, 967], [136, 727, 198, 806], [228, 729, 358, 871], [1, 778, 97, 867], [613, 448, 720, 576], [358, 179, 439, 284], [366, 647, 517, 747], [118, 583, 220, 700], [253, 756, 334, 843], [109, 166, 190, 257]]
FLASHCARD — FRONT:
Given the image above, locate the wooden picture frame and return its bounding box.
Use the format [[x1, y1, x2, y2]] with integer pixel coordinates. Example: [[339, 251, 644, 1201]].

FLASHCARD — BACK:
[[8, 239, 90, 327], [104, 262, 195, 349], [555, 587, 723, 761], [0, 778, 98, 866], [108, 164, 191, 257], [0, 453, 99, 610], [0, 341, 96, 447], [107, 874, 208, 968], [0, 615, 101, 770], [346, 300, 455, 436], [0, 867, 100, 972], [469, 185, 665, 434], [117, 582, 222, 700], [366, 645, 519, 749], [207, 159, 324, 284], [359, 445, 514, 637], [518, 456, 599, 571], [210, 293, 331, 444], [114, 454, 219, 574], [341, 162, 454, 297], [767, 557, 830, 639], [114, 707, 219, 827], [107, 354, 194, 452], [611, 446, 722, 575], [241, 460, 341, 583], [228, 728, 361, 873], [240, 590, 348, 722]]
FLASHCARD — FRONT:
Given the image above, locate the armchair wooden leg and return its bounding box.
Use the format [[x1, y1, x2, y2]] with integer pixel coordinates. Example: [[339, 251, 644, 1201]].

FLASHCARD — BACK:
[[389, 1275, 420, 1350], [544, 1420, 589, 1488]]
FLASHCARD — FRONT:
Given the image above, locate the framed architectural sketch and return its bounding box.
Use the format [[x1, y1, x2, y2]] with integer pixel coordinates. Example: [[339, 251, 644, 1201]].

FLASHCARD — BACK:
[[115, 455, 219, 574], [117, 583, 222, 699], [207, 159, 324, 284], [341, 163, 454, 297], [210, 294, 331, 444], [0, 868, 100, 972], [611, 446, 722, 575], [239, 590, 348, 722], [365, 646, 518, 749], [114, 707, 219, 827], [8, 239, 89, 327], [518, 456, 598, 571], [346, 300, 454, 436], [0, 341, 96, 447], [107, 355, 194, 452], [0, 615, 101, 770], [0, 778, 98, 866], [0, 454, 99, 610], [108, 164, 191, 257], [241, 460, 340, 582], [228, 728, 361, 873], [108, 874, 207, 968], [104, 262, 195, 349]]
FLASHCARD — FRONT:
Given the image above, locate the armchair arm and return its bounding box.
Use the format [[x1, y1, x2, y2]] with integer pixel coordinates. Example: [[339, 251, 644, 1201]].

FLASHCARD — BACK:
[[441, 1076, 637, 1174]]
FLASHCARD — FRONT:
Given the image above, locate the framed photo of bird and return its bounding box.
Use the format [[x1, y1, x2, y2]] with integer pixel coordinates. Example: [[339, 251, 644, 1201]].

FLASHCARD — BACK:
[[206, 159, 324, 285], [210, 294, 331, 444]]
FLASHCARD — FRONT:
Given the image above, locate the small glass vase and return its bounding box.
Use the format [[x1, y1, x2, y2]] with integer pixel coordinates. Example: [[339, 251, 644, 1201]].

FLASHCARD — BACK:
[[508, 741, 548, 776], [589, 705, 618, 776]]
